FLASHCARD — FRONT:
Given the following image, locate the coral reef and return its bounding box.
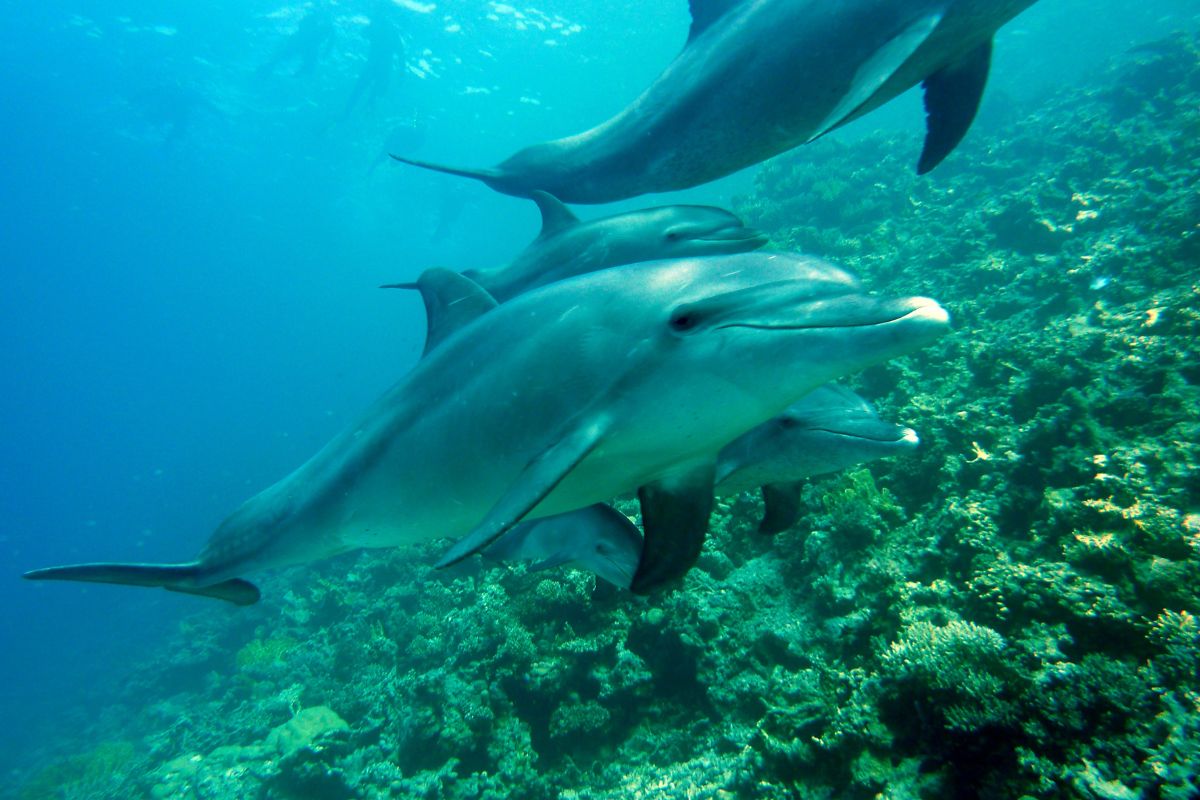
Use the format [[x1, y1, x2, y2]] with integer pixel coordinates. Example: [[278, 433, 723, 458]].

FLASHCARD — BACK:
[[14, 31, 1199, 800]]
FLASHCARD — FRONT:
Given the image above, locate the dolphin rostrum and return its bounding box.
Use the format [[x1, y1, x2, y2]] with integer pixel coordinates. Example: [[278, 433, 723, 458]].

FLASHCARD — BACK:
[[24, 252, 949, 602], [393, 0, 1037, 203], [383, 191, 767, 303]]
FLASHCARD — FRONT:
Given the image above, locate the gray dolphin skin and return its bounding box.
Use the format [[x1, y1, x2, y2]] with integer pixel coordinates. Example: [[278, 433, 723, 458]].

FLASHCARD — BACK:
[[393, 0, 1037, 203], [716, 384, 920, 534], [450, 191, 767, 302], [483, 504, 643, 589], [24, 252, 949, 602], [485, 385, 914, 587]]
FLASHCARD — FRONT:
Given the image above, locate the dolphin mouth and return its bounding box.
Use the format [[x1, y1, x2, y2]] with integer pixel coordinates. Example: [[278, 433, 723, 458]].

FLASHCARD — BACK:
[[698, 226, 769, 246], [805, 426, 921, 446], [716, 298, 949, 331]]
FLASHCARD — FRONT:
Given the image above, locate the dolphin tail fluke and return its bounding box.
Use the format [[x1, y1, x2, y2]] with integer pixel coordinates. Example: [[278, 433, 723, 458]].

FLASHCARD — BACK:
[[389, 154, 504, 187], [23, 562, 260, 606]]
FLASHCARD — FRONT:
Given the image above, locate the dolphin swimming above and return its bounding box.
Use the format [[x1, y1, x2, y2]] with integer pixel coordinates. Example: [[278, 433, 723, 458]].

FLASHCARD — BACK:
[[24, 252, 949, 603], [716, 383, 920, 534], [393, 0, 1037, 203], [383, 191, 767, 303]]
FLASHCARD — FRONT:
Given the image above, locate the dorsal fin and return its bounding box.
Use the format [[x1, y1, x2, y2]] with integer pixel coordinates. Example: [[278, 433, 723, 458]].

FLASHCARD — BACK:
[[687, 0, 742, 43], [381, 268, 497, 357], [530, 190, 579, 239]]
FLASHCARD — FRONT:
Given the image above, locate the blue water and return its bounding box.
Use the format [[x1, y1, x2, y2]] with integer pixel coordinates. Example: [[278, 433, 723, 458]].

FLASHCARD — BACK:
[[0, 0, 1195, 782]]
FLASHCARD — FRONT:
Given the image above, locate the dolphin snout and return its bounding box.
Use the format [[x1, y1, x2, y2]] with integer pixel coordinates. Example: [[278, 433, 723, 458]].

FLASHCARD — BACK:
[[702, 224, 769, 247], [889, 297, 951, 341], [896, 297, 950, 326]]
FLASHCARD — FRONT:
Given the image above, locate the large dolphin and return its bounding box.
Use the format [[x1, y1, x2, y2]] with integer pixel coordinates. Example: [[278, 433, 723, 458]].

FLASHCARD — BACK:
[[24, 252, 949, 603], [390, 191, 767, 303], [394, 0, 1037, 203]]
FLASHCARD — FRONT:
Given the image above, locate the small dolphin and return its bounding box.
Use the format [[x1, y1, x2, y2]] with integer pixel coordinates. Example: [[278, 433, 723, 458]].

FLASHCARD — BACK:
[[388, 191, 767, 302], [716, 384, 920, 533], [484, 504, 643, 589], [394, 0, 1037, 203], [24, 252, 948, 602]]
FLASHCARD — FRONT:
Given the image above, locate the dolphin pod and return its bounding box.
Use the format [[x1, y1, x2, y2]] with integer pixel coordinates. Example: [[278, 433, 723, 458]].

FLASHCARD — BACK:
[[488, 383, 921, 588], [25, 253, 949, 602], [394, 0, 1039, 203]]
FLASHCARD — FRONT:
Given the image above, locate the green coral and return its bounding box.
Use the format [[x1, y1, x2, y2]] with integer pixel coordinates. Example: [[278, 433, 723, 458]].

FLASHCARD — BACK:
[[20, 741, 141, 800], [236, 634, 299, 672], [881, 619, 1019, 732]]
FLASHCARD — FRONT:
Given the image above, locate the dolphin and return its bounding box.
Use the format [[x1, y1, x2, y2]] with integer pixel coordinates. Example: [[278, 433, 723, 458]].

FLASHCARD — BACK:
[[23, 252, 949, 603], [483, 504, 643, 589], [715, 384, 920, 534], [393, 0, 1037, 203], [383, 191, 767, 302], [483, 386, 913, 586]]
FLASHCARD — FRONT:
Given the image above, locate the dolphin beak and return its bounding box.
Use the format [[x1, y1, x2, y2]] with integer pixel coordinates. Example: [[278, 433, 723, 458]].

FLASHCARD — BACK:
[[716, 294, 950, 333], [701, 225, 769, 248]]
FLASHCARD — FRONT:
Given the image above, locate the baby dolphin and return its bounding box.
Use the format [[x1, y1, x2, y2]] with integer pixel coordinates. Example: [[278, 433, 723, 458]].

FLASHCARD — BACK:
[[484, 504, 643, 589], [407, 191, 766, 302], [24, 252, 949, 603], [394, 0, 1037, 203], [716, 384, 920, 534]]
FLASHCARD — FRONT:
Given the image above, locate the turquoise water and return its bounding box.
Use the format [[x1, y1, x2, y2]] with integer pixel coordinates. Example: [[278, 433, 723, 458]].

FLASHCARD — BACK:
[[1, 2, 1198, 798]]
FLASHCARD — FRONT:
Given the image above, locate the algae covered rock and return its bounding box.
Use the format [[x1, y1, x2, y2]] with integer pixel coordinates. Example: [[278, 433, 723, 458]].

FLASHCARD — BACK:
[[265, 705, 349, 756]]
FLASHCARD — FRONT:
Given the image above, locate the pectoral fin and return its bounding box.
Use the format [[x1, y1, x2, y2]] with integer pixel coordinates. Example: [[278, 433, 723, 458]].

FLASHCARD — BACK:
[[809, 13, 942, 141], [759, 481, 804, 535], [435, 418, 608, 568], [917, 38, 993, 174], [630, 461, 716, 594]]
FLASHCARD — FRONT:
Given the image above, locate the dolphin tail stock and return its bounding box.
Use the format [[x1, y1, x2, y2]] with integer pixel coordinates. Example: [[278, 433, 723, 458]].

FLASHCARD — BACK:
[[389, 154, 504, 188], [23, 562, 260, 606]]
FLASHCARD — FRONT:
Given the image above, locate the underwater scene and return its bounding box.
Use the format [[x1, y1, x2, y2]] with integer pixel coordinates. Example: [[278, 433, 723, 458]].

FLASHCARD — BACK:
[[2, 1, 1199, 798]]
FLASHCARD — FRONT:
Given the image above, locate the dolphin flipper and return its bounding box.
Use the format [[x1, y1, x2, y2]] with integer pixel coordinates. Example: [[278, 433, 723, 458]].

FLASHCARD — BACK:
[[630, 461, 716, 594], [23, 562, 260, 606], [759, 481, 804, 535], [917, 38, 993, 174], [808, 13, 942, 142], [435, 419, 609, 568]]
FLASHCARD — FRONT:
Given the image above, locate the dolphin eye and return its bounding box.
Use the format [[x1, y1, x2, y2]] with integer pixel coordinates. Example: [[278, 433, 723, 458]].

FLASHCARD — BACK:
[[669, 310, 700, 333], [664, 229, 682, 241]]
